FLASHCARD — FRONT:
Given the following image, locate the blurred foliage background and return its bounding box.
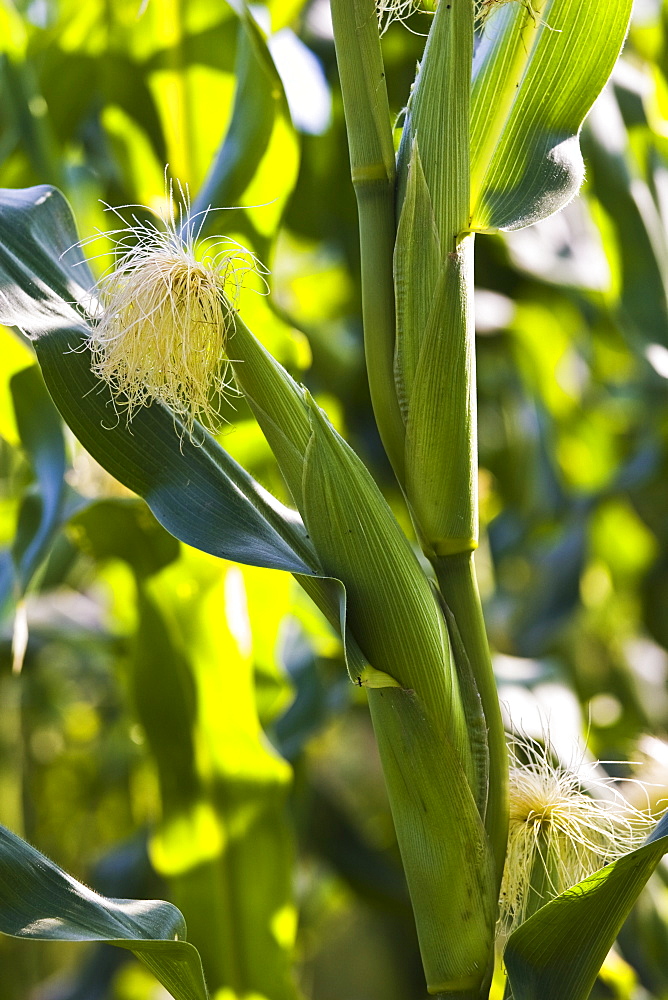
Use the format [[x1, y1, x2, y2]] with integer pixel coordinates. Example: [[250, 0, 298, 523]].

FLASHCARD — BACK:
[[1, 0, 668, 997]]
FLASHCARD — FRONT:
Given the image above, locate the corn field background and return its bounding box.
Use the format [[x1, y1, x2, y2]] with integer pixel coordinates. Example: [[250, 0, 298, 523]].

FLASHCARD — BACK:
[[1, 0, 668, 998]]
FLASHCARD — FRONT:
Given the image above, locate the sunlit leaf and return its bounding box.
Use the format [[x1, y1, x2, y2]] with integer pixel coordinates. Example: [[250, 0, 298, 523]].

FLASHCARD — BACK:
[[0, 326, 33, 445], [192, 4, 300, 243], [141, 555, 299, 1000]]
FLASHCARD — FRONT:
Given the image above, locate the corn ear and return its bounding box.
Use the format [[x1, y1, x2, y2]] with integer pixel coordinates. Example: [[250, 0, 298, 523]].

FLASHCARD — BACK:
[[368, 686, 496, 996], [394, 139, 441, 419], [228, 285, 495, 991], [397, 0, 472, 250], [393, 5, 477, 556], [404, 237, 478, 555], [301, 396, 473, 780]]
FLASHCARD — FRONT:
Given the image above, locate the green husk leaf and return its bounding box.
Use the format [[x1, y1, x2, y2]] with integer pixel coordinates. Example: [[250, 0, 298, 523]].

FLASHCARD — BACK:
[[301, 395, 472, 776], [398, 0, 472, 248], [0, 823, 208, 1000], [470, 0, 633, 232], [505, 812, 668, 1000], [404, 239, 477, 555], [367, 686, 495, 995], [227, 313, 312, 510], [393, 139, 442, 418]]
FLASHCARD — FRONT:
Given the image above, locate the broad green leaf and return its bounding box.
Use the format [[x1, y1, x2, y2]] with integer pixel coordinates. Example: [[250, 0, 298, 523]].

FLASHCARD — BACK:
[[0, 823, 209, 1000], [0, 0, 27, 58], [71, 502, 196, 810], [470, 0, 633, 232], [134, 583, 200, 817], [186, 3, 299, 252], [0, 184, 320, 577], [43, 0, 238, 188], [505, 811, 668, 1000], [10, 364, 66, 594]]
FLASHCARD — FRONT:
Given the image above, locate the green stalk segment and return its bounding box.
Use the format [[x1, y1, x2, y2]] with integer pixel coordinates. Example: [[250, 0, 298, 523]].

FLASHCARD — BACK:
[[368, 686, 496, 997], [434, 553, 509, 892], [330, 0, 405, 478]]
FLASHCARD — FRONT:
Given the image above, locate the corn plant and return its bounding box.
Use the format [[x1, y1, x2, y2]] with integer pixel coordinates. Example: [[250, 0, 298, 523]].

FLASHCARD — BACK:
[[0, 1, 667, 999]]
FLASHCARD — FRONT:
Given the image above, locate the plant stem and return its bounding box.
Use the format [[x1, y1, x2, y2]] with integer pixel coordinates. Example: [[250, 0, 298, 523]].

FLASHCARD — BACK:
[[433, 552, 508, 892], [330, 0, 405, 479]]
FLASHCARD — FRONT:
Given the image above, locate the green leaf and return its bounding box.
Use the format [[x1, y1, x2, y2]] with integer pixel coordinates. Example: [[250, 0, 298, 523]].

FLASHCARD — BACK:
[[146, 557, 299, 1000], [470, 0, 633, 232], [0, 184, 320, 577], [191, 8, 280, 216], [10, 364, 66, 594], [0, 327, 34, 446], [191, 2, 300, 250], [0, 823, 209, 1000], [504, 812, 668, 1000]]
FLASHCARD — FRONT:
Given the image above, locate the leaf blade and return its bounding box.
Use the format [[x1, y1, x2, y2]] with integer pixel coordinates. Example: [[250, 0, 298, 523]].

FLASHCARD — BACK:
[[470, 0, 633, 232], [0, 823, 208, 1000]]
